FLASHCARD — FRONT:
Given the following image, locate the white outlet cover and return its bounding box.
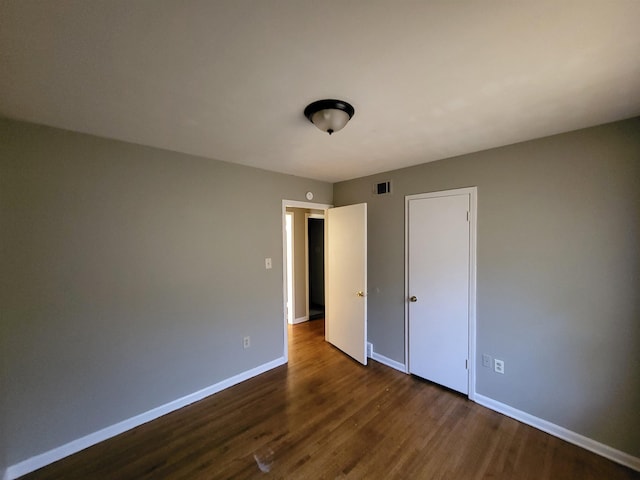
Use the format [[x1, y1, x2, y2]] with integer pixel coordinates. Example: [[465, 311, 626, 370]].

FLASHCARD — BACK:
[[265, 258, 272, 269]]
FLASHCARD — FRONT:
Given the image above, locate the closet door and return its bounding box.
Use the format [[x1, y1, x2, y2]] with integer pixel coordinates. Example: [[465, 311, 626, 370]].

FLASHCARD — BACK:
[[408, 192, 470, 394]]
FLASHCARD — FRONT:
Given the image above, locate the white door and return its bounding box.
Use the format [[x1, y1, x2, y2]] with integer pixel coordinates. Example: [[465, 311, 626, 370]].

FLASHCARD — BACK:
[[408, 192, 470, 394], [326, 203, 367, 365]]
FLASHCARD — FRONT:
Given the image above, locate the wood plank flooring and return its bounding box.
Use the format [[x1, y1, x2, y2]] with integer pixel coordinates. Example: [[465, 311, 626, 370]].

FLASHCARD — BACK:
[[22, 319, 638, 479]]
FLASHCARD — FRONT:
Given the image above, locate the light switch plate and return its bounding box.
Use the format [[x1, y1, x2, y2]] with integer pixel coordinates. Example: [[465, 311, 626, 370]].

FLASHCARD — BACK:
[[482, 354, 492, 368]]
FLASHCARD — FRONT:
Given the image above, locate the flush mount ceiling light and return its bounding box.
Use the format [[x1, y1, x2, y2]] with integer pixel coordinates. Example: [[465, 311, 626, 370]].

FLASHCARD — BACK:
[[304, 99, 355, 135]]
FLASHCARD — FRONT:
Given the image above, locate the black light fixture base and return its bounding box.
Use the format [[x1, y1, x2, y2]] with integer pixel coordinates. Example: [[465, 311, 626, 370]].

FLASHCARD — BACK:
[[304, 99, 355, 122]]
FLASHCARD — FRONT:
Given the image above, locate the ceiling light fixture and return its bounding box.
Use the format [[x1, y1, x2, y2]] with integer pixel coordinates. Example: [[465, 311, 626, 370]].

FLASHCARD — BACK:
[[304, 99, 355, 135]]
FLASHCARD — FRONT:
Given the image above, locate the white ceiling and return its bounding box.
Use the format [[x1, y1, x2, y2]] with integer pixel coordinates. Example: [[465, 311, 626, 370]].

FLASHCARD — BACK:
[[2, 1, 639, 183]]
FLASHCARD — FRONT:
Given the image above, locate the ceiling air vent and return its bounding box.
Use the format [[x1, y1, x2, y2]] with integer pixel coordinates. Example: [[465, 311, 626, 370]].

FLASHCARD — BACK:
[[374, 180, 392, 196]]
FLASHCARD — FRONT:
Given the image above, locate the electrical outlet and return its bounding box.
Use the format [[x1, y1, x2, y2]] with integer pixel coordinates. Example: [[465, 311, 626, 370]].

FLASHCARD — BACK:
[[243, 336, 251, 349], [482, 354, 492, 368], [494, 358, 504, 374]]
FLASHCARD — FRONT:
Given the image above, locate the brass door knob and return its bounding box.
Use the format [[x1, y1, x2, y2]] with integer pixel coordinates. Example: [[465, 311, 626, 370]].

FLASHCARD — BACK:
[[409, 296, 418, 302]]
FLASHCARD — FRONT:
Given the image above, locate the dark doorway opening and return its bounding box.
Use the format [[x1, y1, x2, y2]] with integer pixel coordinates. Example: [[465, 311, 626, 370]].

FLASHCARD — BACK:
[[308, 218, 325, 320]]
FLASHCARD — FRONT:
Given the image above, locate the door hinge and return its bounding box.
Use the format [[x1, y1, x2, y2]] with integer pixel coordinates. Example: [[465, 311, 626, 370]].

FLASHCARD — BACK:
[[466, 211, 470, 221], [465, 359, 468, 370]]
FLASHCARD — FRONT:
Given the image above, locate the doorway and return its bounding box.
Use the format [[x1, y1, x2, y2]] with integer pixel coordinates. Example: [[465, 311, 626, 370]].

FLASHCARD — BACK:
[[405, 187, 477, 398], [307, 215, 325, 320], [282, 200, 368, 366], [282, 200, 331, 362], [284, 206, 326, 324], [282, 200, 367, 365]]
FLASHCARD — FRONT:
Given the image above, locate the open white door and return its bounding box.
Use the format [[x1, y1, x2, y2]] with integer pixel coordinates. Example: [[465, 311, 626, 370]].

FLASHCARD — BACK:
[[326, 203, 367, 365]]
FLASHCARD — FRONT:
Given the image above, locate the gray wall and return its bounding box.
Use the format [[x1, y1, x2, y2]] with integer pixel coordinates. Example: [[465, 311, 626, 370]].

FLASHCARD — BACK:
[[0, 118, 332, 468], [334, 118, 640, 457]]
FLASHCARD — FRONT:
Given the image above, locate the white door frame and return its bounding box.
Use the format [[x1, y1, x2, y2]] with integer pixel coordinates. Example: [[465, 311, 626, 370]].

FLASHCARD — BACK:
[[305, 212, 325, 319], [404, 187, 477, 400], [282, 200, 332, 363]]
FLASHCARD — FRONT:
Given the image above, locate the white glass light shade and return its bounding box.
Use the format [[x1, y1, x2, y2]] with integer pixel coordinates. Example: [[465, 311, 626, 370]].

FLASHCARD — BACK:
[[310, 109, 350, 134]]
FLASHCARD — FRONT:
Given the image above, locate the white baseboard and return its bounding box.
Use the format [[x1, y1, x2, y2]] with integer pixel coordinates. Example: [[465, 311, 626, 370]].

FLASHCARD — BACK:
[[291, 316, 308, 324], [371, 350, 406, 373], [474, 394, 640, 472], [5, 357, 286, 480]]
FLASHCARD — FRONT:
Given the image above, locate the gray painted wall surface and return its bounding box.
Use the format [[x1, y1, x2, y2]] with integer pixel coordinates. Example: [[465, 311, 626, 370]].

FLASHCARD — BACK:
[[334, 118, 640, 457], [0, 118, 332, 467]]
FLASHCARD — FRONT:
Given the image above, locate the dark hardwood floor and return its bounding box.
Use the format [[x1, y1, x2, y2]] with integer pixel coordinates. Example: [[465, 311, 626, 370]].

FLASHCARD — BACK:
[[22, 319, 638, 479]]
